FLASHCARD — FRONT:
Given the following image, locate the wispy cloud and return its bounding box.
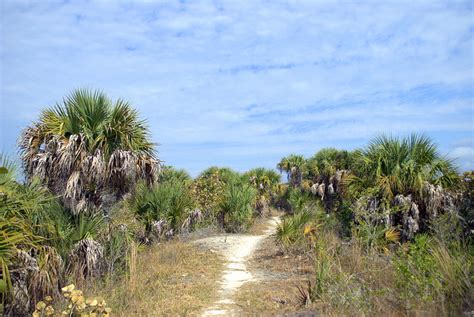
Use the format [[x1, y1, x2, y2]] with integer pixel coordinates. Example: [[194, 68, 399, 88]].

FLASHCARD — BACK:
[[0, 0, 472, 175]]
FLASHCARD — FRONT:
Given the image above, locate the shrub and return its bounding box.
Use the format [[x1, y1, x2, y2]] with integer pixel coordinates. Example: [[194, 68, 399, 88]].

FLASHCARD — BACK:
[[275, 210, 313, 250], [220, 181, 257, 232], [158, 166, 192, 184], [128, 180, 195, 236], [191, 169, 226, 221], [393, 234, 472, 310], [288, 188, 312, 213]]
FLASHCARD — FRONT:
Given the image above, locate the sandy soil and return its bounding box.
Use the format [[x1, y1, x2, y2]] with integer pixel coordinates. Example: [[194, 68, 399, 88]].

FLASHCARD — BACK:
[[192, 216, 281, 316]]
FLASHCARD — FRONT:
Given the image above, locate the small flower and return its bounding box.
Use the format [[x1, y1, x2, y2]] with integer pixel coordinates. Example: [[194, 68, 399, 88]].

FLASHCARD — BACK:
[[44, 296, 53, 302], [32, 311, 40, 317]]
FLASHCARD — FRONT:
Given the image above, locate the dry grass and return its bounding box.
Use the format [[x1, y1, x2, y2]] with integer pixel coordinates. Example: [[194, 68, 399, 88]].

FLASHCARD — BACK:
[[88, 240, 223, 316], [234, 230, 405, 316], [234, 236, 316, 315]]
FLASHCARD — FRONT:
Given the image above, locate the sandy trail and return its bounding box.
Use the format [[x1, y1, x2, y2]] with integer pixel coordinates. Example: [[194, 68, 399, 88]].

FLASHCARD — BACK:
[[193, 216, 281, 316]]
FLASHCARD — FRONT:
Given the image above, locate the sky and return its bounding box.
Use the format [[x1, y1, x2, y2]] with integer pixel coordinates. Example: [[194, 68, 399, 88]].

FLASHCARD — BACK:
[[1, 0, 473, 176]]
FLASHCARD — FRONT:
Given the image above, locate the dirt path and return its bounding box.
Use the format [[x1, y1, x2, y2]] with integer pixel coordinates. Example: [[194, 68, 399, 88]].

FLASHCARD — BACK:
[[193, 216, 281, 316]]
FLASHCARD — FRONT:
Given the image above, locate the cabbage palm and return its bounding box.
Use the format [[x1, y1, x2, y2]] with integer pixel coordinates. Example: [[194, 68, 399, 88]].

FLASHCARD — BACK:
[[277, 154, 306, 187], [346, 134, 458, 201], [346, 135, 459, 239], [244, 167, 280, 195], [19, 89, 160, 214], [306, 148, 353, 182]]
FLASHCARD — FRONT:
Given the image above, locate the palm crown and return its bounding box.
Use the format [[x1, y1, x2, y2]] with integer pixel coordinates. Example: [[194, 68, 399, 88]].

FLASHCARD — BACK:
[[20, 89, 160, 214], [346, 134, 458, 201]]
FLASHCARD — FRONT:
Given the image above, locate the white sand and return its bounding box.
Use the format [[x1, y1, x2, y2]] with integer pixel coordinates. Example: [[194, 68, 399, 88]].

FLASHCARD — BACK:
[[194, 216, 280, 316]]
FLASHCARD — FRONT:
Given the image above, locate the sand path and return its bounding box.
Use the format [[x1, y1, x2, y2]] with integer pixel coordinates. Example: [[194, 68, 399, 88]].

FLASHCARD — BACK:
[[193, 216, 281, 316]]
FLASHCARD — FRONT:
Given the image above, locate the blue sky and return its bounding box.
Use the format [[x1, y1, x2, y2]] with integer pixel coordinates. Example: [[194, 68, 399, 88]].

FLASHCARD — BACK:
[[1, 1, 473, 176]]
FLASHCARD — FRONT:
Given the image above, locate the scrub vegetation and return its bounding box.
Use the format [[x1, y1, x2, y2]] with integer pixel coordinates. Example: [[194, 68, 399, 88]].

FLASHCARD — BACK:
[[1, 89, 472, 316]]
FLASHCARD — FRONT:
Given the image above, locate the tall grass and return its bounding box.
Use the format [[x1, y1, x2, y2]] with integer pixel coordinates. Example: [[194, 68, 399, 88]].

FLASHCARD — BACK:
[[276, 205, 473, 315]]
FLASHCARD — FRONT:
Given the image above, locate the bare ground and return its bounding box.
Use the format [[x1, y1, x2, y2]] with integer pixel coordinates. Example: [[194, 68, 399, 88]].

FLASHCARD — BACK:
[[192, 216, 281, 316]]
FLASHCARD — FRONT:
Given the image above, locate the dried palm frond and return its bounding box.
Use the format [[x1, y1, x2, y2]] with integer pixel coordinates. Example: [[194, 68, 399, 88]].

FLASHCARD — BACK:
[[32, 152, 53, 182], [181, 209, 203, 232], [8, 251, 39, 315], [28, 246, 64, 304], [296, 281, 313, 307], [107, 150, 137, 192], [68, 238, 104, 282], [384, 228, 400, 243], [150, 219, 168, 238], [64, 171, 82, 201], [81, 149, 106, 185], [19, 89, 159, 215], [317, 183, 325, 201]]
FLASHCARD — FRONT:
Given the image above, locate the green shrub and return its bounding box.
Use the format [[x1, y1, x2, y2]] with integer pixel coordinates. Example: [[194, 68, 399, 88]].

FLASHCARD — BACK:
[[128, 180, 195, 235], [393, 234, 472, 310], [158, 166, 192, 184], [192, 169, 226, 220], [220, 181, 257, 232], [275, 210, 312, 249], [288, 188, 312, 213]]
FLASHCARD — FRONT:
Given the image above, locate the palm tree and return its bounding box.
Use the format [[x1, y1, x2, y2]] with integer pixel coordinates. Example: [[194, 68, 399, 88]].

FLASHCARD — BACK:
[[346, 134, 457, 201], [346, 134, 459, 239], [244, 167, 281, 215], [244, 168, 280, 194], [277, 154, 305, 187], [19, 89, 160, 215], [305, 148, 354, 211]]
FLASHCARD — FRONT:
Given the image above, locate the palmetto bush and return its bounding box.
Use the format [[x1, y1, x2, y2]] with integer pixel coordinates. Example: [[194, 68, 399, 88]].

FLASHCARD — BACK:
[[19, 89, 160, 215], [0, 156, 66, 314], [158, 166, 192, 184], [220, 180, 257, 232], [128, 180, 195, 238], [275, 210, 312, 249], [244, 167, 280, 196]]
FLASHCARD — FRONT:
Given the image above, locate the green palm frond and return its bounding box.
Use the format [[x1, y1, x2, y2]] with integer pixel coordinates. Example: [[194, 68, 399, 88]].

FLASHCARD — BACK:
[[19, 89, 159, 215], [346, 134, 458, 200]]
